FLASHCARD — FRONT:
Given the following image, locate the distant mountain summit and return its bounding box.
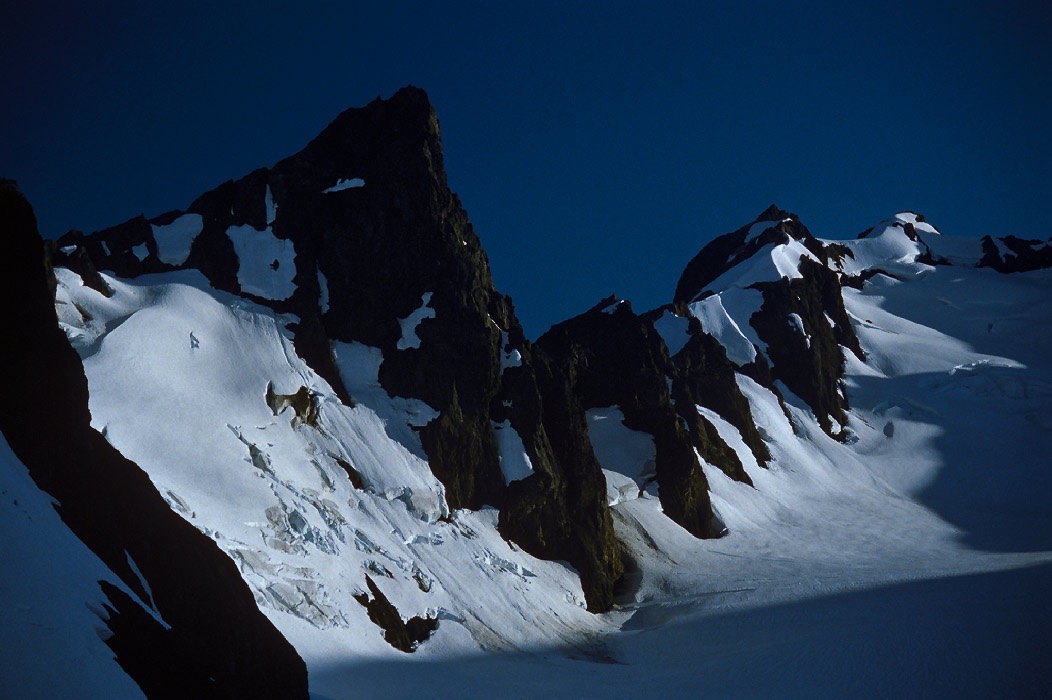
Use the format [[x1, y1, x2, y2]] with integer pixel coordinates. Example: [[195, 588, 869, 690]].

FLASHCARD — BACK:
[[4, 88, 1052, 698]]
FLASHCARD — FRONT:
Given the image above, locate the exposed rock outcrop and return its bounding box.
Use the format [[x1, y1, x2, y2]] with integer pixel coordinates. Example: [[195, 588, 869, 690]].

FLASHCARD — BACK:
[[353, 575, 438, 652], [979, 235, 1052, 273], [496, 348, 625, 612], [674, 206, 864, 438], [538, 299, 720, 536]]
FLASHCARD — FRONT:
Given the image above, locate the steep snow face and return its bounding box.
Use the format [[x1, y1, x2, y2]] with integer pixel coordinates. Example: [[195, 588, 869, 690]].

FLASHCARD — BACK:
[[0, 436, 148, 700], [53, 267, 604, 668], [687, 290, 764, 365], [704, 237, 819, 293]]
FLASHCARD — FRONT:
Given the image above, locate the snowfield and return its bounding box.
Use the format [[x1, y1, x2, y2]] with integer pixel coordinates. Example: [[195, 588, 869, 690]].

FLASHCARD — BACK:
[[15, 221, 1052, 698]]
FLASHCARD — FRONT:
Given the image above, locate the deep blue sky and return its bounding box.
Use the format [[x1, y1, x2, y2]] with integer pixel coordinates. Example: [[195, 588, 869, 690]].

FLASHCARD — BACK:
[[3, 2, 1048, 338]]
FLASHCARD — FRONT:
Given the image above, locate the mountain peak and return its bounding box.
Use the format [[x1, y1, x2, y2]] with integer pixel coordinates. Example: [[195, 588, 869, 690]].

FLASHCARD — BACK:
[[757, 203, 795, 222], [14, 88, 1052, 698], [313, 85, 437, 145], [673, 206, 817, 303]]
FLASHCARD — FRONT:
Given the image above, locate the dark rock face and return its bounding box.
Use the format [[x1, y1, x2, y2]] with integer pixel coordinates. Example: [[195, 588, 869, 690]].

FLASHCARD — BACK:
[[496, 348, 625, 612], [354, 575, 438, 653], [749, 256, 863, 437], [265, 382, 319, 428], [272, 88, 517, 512], [0, 182, 309, 699], [979, 235, 1052, 273], [537, 299, 718, 537], [47, 233, 114, 297], [674, 207, 864, 439], [666, 313, 772, 475], [530, 294, 780, 538]]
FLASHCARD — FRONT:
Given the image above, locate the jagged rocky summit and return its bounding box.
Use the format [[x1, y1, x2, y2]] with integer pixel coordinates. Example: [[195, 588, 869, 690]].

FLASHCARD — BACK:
[[4, 87, 1052, 698]]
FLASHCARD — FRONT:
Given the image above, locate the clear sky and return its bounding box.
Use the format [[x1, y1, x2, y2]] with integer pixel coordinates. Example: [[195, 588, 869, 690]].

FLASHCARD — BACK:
[[3, 1, 1048, 338]]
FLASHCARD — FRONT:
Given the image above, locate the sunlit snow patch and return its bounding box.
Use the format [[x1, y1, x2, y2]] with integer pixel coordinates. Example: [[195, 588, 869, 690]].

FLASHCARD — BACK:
[[322, 178, 365, 193], [787, 313, 810, 348], [151, 213, 203, 266], [332, 341, 440, 430], [688, 291, 763, 365], [705, 238, 819, 294], [587, 407, 656, 504], [743, 217, 791, 244], [893, 211, 940, 236], [227, 224, 297, 301], [492, 420, 534, 484]]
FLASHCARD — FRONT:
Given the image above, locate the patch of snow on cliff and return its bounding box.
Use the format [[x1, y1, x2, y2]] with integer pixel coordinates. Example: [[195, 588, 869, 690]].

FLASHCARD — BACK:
[[654, 310, 691, 356], [587, 407, 656, 485], [323, 178, 365, 193], [787, 313, 810, 348], [227, 224, 297, 301], [688, 291, 762, 365], [397, 293, 435, 350], [152, 213, 203, 266], [265, 186, 277, 225], [317, 266, 330, 313], [498, 331, 522, 370], [492, 420, 534, 484]]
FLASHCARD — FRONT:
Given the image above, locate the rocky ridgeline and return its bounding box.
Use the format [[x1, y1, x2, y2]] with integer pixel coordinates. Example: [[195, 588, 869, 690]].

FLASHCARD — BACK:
[[674, 205, 865, 438], [34, 87, 1052, 629]]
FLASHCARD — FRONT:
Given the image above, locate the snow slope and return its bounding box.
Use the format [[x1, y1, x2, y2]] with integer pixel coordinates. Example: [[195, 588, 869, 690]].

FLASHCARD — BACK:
[[0, 435, 147, 700], [53, 267, 603, 670], [43, 217, 1052, 698]]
